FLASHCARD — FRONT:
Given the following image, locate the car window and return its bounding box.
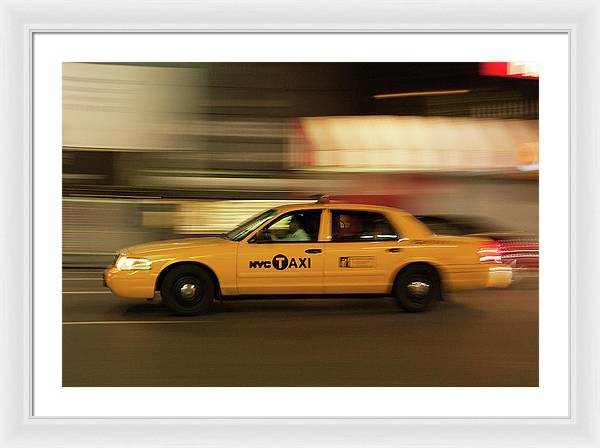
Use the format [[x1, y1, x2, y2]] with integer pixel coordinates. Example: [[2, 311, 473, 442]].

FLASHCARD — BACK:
[[225, 209, 279, 241], [259, 210, 322, 243], [331, 211, 399, 242], [269, 215, 293, 232]]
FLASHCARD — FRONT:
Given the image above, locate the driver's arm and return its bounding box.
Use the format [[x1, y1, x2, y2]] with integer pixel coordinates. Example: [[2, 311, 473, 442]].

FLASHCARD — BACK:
[[290, 228, 310, 241]]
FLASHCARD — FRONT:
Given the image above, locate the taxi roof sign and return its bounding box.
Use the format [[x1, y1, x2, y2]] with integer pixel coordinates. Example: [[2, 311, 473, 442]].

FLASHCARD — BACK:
[[314, 194, 330, 204]]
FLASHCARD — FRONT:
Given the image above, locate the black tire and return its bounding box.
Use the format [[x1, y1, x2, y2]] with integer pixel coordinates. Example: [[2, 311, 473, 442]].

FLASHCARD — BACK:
[[393, 264, 441, 312], [160, 265, 216, 315]]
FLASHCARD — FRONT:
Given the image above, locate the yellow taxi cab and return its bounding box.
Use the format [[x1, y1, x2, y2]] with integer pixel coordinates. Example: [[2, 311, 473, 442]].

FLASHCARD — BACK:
[[104, 201, 512, 315]]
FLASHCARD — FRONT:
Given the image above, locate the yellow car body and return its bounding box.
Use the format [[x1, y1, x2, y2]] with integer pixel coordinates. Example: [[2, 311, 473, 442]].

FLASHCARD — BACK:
[[104, 203, 512, 313]]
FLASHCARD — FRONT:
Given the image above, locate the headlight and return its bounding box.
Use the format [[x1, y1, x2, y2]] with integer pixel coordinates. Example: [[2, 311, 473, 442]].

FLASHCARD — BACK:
[[115, 254, 152, 271]]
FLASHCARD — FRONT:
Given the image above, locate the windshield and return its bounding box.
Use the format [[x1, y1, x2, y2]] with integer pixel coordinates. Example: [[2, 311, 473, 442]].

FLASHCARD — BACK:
[[225, 209, 279, 241]]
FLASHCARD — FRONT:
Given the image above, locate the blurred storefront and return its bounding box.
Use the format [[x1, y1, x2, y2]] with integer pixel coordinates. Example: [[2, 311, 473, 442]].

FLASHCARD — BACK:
[[62, 62, 539, 265]]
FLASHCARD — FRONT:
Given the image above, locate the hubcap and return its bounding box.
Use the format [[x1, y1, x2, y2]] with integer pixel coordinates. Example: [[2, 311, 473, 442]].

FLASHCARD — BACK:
[[180, 283, 197, 299], [407, 281, 430, 298]]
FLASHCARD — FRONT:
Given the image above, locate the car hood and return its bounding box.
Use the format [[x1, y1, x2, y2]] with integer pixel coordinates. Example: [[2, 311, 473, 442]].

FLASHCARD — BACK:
[[121, 237, 231, 257]]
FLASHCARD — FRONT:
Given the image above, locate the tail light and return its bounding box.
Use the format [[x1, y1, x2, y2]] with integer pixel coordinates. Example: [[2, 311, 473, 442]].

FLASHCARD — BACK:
[[478, 241, 502, 263]]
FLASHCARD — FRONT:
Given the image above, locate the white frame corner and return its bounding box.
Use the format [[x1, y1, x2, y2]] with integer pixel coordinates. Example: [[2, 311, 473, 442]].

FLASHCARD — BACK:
[[1, 0, 598, 446]]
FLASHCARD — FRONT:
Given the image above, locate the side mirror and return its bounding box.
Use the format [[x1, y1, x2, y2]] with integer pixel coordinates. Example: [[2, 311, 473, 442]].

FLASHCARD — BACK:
[[255, 230, 269, 243]]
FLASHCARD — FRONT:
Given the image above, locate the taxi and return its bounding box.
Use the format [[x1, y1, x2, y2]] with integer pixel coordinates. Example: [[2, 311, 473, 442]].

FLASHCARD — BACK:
[[104, 201, 512, 315]]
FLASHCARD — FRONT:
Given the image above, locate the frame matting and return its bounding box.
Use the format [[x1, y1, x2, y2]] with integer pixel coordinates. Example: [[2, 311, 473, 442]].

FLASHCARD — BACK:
[[1, 0, 598, 446]]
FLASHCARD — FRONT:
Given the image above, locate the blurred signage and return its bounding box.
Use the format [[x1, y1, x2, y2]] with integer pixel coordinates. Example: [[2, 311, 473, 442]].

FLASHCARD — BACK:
[[63, 63, 207, 151], [479, 62, 539, 79], [289, 116, 539, 173], [515, 142, 539, 172]]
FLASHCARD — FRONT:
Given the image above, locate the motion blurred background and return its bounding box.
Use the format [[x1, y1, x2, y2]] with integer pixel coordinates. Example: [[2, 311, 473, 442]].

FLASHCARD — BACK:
[[62, 62, 539, 267]]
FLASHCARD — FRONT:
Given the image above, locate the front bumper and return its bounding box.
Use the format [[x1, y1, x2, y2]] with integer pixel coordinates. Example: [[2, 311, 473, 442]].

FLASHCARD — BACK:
[[103, 266, 158, 299]]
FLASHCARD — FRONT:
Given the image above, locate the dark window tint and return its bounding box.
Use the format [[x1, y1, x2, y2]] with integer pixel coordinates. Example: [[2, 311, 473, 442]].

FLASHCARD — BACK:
[[331, 211, 399, 242]]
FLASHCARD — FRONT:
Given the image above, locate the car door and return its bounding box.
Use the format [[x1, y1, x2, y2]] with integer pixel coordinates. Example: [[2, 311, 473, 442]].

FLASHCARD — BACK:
[[323, 209, 404, 294], [236, 209, 325, 295]]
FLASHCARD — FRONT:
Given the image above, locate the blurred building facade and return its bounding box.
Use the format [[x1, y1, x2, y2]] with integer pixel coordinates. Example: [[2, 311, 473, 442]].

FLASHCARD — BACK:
[[62, 62, 538, 264]]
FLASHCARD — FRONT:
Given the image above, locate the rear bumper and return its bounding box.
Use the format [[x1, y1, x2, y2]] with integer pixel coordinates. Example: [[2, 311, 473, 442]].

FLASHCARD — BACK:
[[104, 267, 157, 299], [444, 263, 512, 292], [511, 268, 538, 284], [487, 265, 513, 288]]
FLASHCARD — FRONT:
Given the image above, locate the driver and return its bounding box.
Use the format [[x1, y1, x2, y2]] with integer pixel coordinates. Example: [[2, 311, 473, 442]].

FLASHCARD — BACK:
[[271, 216, 310, 241]]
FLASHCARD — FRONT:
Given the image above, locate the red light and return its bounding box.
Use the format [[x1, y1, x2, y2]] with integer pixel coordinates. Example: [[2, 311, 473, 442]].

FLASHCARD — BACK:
[[479, 62, 539, 79], [478, 241, 502, 263]]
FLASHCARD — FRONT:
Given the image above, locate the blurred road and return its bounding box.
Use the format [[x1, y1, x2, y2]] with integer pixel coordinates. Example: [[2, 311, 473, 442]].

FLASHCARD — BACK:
[[63, 268, 538, 387]]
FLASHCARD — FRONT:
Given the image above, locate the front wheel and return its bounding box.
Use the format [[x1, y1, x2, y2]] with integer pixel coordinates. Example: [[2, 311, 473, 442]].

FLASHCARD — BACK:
[[393, 264, 441, 312], [160, 265, 215, 315]]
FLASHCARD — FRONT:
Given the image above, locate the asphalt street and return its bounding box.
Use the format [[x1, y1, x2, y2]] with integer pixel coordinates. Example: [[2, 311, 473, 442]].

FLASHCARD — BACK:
[[63, 268, 538, 387]]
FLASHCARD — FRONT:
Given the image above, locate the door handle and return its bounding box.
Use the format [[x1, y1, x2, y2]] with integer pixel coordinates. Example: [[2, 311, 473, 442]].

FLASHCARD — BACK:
[[388, 248, 401, 253], [305, 248, 322, 254]]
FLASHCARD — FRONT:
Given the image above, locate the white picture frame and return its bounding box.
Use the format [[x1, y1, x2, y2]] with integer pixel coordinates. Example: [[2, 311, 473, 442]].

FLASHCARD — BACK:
[[1, 0, 597, 446]]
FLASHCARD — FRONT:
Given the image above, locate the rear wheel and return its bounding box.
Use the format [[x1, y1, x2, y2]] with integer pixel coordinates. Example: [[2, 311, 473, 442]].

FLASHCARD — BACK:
[[160, 265, 215, 315], [393, 264, 440, 312]]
